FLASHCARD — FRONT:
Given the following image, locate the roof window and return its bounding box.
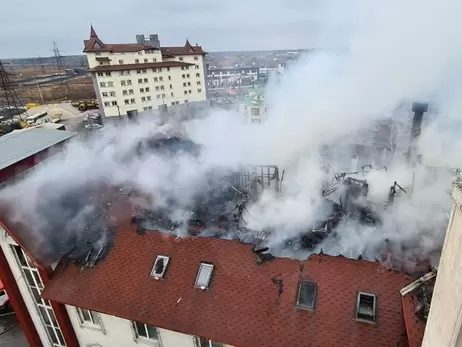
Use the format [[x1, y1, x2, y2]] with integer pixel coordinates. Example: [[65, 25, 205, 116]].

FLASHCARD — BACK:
[[296, 282, 317, 309], [356, 292, 376, 323], [150, 255, 170, 280], [195, 263, 214, 289]]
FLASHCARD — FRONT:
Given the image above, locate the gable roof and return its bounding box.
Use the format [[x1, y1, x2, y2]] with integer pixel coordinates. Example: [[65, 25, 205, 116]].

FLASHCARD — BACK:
[[0, 128, 76, 172], [42, 199, 412, 347], [83, 26, 206, 55]]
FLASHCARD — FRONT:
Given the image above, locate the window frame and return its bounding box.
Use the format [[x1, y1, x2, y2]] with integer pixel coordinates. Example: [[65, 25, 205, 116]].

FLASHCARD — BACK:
[[76, 307, 105, 333], [296, 282, 317, 310], [356, 292, 377, 323], [195, 263, 214, 289], [131, 321, 161, 345]]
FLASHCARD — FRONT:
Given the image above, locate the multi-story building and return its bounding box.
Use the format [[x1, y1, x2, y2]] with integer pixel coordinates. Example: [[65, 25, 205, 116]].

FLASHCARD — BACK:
[[83, 27, 207, 117], [421, 183, 462, 347]]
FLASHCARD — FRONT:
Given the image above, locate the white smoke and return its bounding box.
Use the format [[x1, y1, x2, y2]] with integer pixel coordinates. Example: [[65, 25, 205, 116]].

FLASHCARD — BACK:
[[2, 0, 462, 267]]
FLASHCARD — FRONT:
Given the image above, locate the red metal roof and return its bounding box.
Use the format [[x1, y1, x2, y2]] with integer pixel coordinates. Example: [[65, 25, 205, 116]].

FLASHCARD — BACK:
[[42, 203, 413, 347], [83, 26, 206, 55]]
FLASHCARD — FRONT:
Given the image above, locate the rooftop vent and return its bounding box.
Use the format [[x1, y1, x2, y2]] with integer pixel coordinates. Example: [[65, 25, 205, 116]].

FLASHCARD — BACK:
[[150, 255, 170, 280], [195, 263, 214, 290], [296, 282, 317, 309], [356, 292, 376, 323]]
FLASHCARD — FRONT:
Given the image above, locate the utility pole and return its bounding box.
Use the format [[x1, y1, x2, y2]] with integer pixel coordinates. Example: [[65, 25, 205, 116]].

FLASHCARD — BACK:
[[0, 60, 24, 122], [53, 41, 71, 99]]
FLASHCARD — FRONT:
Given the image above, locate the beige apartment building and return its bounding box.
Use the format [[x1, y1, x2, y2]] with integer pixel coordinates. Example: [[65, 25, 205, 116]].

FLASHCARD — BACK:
[[422, 182, 462, 347], [83, 27, 207, 117]]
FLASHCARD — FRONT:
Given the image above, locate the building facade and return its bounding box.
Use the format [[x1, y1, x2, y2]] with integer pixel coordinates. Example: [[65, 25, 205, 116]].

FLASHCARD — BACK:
[[206, 67, 259, 89], [238, 88, 266, 124], [421, 183, 462, 347], [84, 27, 207, 117]]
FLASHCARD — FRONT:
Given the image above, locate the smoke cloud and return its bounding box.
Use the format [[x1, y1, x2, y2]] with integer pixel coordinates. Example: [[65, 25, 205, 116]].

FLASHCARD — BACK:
[[2, 0, 462, 268]]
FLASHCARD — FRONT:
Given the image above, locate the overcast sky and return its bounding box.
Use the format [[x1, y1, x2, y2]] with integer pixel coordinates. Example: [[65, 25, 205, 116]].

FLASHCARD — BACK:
[[1, 0, 351, 59]]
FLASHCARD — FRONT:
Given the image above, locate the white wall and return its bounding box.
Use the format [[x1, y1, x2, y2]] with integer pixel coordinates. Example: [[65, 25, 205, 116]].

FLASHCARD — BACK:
[[0, 227, 53, 347], [422, 184, 462, 347], [86, 50, 207, 117]]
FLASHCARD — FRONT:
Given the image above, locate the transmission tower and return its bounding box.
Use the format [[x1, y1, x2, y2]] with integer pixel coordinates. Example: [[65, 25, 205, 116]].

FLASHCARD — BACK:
[[0, 60, 24, 122], [53, 41, 71, 99]]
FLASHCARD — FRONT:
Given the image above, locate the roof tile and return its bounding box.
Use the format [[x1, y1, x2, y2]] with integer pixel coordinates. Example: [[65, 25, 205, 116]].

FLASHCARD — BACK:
[[42, 203, 413, 347]]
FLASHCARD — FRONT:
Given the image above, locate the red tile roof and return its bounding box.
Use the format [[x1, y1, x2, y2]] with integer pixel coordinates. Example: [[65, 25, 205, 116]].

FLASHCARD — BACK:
[[42, 202, 413, 347], [88, 61, 194, 73], [402, 293, 427, 347]]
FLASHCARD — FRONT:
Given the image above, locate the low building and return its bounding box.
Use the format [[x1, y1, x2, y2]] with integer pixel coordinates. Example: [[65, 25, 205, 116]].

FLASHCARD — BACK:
[[207, 67, 259, 89], [238, 88, 266, 124], [84, 27, 207, 118], [421, 183, 462, 347]]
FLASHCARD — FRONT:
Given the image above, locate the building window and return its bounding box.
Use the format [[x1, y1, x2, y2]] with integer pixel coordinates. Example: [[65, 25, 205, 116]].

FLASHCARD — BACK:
[[144, 58, 148, 63], [196, 73, 200, 77], [102, 92, 108, 97], [99, 82, 106, 88], [195, 263, 214, 289], [182, 74, 186, 79], [170, 92, 174, 97], [123, 90, 128, 96], [145, 87, 150, 92], [142, 69, 147, 73], [251, 119, 261, 124], [76, 308, 102, 329], [138, 79, 143, 84], [154, 77, 158, 82], [119, 60, 124, 64], [197, 81, 201, 85], [107, 82, 114, 88], [183, 82, 187, 87], [155, 86, 160, 91], [158, 68, 162, 72], [153, 58, 157, 62], [184, 100, 188, 103], [140, 88, 145, 93], [130, 98, 135, 104], [137, 70, 141, 74], [105, 72, 111, 76], [194, 56, 199, 61], [127, 80, 132, 85], [141, 97, 146, 102], [132, 321, 159, 342], [195, 65, 199, 69], [188, 90, 192, 94], [97, 72, 103, 77], [104, 102, 110, 107], [144, 78, 148, 83], [111, 101, 117, 106], [185, 66, 189, 70], [184, 90, 188, 95], [181, 66, 185, 70], [157, 95, 161, 100], [356, 292, 376, 323], [125, 100, 130, 105], [296, 282, 317, 309], [187, 74, 190, 78], [129, 89, 134, 95], [109, 91, 115, 97], [198, 338, 224, 347], [160, 86, 164, 90], [121, 81, 126, 86], [167, 67, 170, 71], [179, 57, 183, 61], [11, 245, 66, 347], [135, 59, 139, 63], [159, 77, 163, 82], [198, 89, 202, 93], [251, 108, 260, 116], [168, 76, 171, 80], [147, 96, 151, 101]]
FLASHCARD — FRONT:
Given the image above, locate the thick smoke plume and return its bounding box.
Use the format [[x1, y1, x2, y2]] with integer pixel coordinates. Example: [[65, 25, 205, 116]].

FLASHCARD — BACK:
[[2, 0, 462, 268]]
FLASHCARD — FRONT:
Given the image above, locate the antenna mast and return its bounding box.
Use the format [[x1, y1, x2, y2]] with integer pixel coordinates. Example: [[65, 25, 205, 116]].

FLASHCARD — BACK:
[[52, 41, 71, 99]]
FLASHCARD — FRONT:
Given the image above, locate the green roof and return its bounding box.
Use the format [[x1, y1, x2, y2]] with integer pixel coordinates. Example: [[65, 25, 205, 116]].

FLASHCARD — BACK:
[[241, 87, 266, 107]]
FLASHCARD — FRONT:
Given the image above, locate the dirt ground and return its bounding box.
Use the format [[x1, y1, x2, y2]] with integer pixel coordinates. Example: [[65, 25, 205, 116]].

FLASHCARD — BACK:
[[16, 77, 96, 103]]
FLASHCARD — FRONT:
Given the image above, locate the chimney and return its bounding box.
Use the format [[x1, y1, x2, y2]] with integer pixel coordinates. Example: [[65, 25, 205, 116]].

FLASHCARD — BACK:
[[407, 102, 428, 165], [136, 34, 146, 44], [149, 34, 160, 49]]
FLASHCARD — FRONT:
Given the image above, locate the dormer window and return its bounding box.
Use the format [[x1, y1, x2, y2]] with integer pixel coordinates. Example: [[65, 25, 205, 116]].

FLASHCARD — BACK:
[[94, 43, 101, 49], [150, 255, 170, 280], [356, 292, 376, 323], [195, 263, 214, 289]]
